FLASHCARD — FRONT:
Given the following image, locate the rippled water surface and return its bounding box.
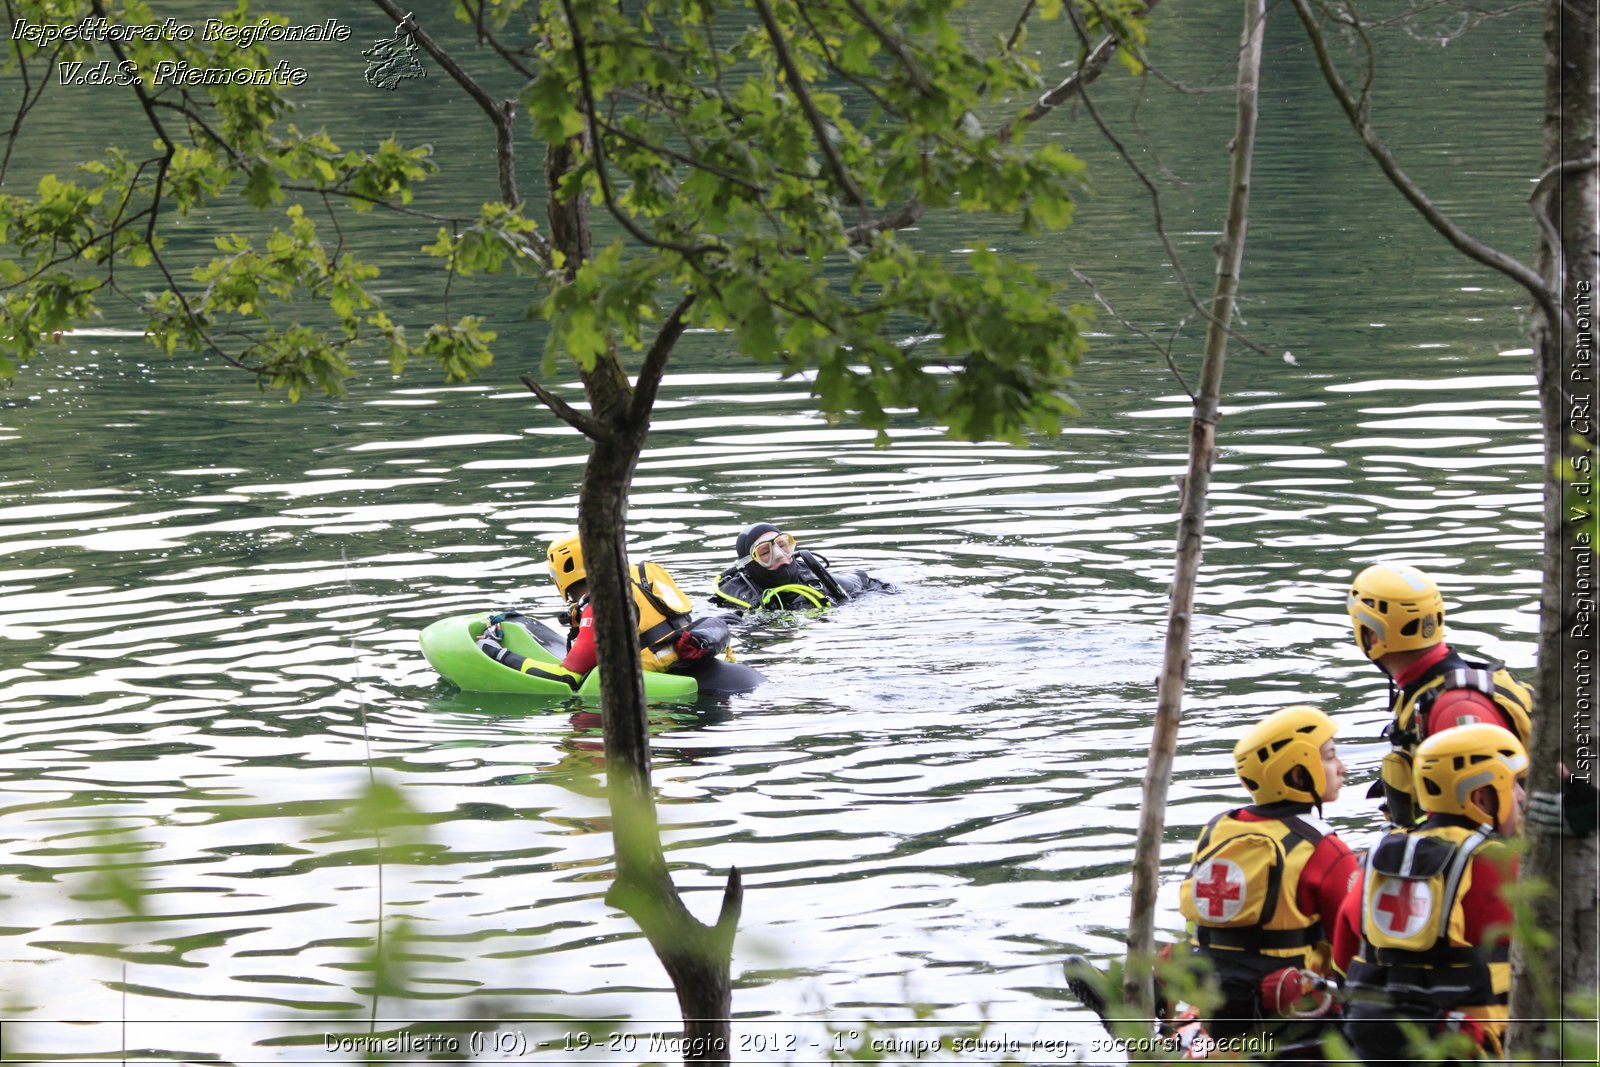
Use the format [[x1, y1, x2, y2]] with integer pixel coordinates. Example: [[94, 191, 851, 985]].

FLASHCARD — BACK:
[[0, 4, 1549, 1063]]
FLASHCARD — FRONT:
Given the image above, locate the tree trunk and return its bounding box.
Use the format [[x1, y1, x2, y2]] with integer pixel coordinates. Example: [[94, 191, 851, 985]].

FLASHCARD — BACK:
[[547, 138, 743, 1063], [1508, 0, 1600, 1053], [1122, 0, 1266, 1015], [580, 437, 742, 1063]]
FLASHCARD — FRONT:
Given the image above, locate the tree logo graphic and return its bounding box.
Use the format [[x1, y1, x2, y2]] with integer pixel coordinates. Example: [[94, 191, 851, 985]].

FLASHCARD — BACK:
[[363, 14, 426, 90]]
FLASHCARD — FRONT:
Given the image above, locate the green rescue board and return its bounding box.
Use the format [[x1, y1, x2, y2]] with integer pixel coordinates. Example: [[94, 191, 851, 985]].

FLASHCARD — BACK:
[[419, 613, 699, 701]]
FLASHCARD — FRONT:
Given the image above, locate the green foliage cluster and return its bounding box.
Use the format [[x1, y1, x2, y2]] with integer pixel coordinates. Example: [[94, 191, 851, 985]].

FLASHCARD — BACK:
[[0, 2, 436, 393], [516, 0, 1106, 440], [0, 0, 1149, 442]]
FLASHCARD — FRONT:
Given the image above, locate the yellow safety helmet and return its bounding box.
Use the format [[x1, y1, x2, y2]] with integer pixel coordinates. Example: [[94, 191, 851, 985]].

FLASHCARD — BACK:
[[1414, 723, 1528, 828], [547, 530, 587, 602], [1233, 705, 1339, 805], [1347, 563, 1445, 661]]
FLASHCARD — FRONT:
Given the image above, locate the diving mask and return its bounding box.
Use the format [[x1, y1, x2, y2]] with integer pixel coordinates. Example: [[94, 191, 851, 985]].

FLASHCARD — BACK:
[[747, 531, 796, 569]]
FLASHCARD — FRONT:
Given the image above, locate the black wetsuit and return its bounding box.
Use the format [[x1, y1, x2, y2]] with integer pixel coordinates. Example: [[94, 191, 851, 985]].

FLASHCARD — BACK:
[[711, 550, 893, 613]]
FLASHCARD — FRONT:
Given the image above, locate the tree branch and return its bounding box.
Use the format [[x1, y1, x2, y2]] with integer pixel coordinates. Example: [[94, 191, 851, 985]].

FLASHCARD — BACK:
[[367, 0, 521, 207], [590, 110, 766, 197], [1003, 0, 1039, 55], [86, 0, 238, 366], [557, 0, 723, 261], [629, 294, 696, 427], [844, 202, 926, 244], [1290, 0, 1560, 325], [1062, 61, 1204, 316], [751, 0, 868, 214], [521, 374, 603, 438], [1005, 31, 1123, 137], [1070, 266, 1197, 399], [1060, 2, 1281, 364], [840, 0, 934, 96], [714, 866, 744, 950], [793, 5, 900, 117], [1530, 154, 1600, 279], [149, 95, 247, 167], [1004, 0, 1171, 139], [0, 2, 64, 187], [456, 0, 539, 80]]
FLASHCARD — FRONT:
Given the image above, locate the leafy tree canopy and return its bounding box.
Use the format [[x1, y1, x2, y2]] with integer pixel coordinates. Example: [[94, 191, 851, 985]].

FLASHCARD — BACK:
[[2, 0, 1151, 442]]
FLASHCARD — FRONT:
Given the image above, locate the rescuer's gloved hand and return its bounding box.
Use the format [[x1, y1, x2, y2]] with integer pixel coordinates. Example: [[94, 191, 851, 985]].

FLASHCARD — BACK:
[[675, 616, 731, 661], [1528, 776, 1599, 836], [674, 629, 713, 661]]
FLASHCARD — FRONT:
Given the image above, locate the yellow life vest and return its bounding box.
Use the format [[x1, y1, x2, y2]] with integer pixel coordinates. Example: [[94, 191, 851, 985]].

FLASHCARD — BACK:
[[1381, 652, 1533, 825], [631, 561, 692, 673], [1178, 809, 1332, 971], [1357, 823, 1510, 1037]]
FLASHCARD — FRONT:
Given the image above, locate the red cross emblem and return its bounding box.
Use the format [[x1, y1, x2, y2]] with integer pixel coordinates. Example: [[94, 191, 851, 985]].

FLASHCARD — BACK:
[[1194, 859, 1245, 920], [1372, 877, 1431, 937]]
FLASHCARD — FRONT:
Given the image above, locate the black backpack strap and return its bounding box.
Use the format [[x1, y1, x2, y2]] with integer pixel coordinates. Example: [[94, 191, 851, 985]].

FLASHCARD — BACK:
[[1189, 809, 1235, 864], [1279, 814, 1327, 850], [798, 550, 850, 604]]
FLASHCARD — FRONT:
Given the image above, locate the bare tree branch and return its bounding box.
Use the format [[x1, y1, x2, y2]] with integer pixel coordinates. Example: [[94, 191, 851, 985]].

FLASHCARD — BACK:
[[1009, 33, 1122, 135], [457, 0, 539, 80], [1050, 1, 1299, 367], [85, 0, 242, 368], [521, 373, 602, 438], [0, 0, 65, 187], [1003, 0, 1039, 55], [844, 202, 925, 244], [367, 0, 521, 208], [629, 294, 696, 427], [1530, 154, 1600, 277], [1070, 266, 1197, 398], [1125, 0, 1266, 1015], [1005, 0, 1164, 137], [1290, 0, 1561, 325]]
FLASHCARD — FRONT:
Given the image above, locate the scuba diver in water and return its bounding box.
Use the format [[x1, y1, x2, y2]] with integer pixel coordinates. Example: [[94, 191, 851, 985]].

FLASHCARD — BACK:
[[478, 531, 762, 693], [711, 522, 894, 613]]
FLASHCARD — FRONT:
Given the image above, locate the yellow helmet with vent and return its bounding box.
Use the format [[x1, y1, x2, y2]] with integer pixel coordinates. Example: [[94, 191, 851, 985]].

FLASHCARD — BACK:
[[1414, 723, 1527, 828], [547, 530, 587, 602], [1347, 563, 1445, 661], [1233, 705, 1338, 805]]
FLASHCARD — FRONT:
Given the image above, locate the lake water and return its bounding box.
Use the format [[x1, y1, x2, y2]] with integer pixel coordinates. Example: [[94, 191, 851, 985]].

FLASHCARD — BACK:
[[0, 4, 1548, 1063]]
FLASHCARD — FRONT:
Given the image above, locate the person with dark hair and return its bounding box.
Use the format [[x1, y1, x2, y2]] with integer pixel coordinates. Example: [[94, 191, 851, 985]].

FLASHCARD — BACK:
[[711, 522, 893, 613]]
